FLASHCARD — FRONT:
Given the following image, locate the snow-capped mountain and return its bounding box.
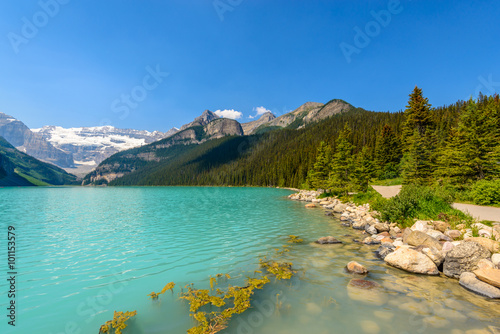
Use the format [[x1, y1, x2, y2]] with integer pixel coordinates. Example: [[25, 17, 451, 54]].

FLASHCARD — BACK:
[[32, 125, 178, 176]]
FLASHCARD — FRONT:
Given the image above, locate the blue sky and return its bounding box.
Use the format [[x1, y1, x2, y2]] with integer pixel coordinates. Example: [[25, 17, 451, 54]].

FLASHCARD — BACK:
[[0, 0, 499, 132]]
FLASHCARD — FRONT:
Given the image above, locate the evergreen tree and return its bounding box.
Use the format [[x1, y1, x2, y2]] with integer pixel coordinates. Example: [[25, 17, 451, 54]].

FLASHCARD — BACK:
[[375, 124, 401, 179], [436, 96, 500, 183], [306, 141, 331, 189], [329, 124, 355, 195], [353, 146, 375, 192], [401, 86, 435, 184]]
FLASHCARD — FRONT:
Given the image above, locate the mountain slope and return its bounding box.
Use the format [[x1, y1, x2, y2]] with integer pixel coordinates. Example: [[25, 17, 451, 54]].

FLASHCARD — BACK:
[[0, 136, 77, 186], [241, 112, 276, 135], [0, 112, 74, 168], [32, 125, 173, 176], [110, 107, 405, 187], [83, 117, 243, 184]]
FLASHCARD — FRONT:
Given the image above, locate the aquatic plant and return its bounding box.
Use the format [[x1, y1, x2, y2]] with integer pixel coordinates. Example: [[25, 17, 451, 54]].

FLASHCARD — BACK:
[[287, 235, 303, 243], [147, 282, 175, 300], [99, 310, 137, 334], [259, 258, 295, 280], [180, 275, 270, 334]]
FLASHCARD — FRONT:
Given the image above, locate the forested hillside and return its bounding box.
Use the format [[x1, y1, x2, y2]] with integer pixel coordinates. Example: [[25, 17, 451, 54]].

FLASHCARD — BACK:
[[87, 89, 498, 197], [0, 136, 77, 186]]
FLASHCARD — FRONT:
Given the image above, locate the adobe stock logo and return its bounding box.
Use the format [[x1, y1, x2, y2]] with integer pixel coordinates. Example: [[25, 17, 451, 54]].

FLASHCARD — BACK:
[[213, 0, 244, 21], [110, 65, 169, 121], [339, 0, 404, 64], [7, 0, 70, 54]]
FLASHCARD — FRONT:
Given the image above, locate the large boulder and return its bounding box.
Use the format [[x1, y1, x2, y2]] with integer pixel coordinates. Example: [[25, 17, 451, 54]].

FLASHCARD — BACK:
[[464, 237, 500, 253], [459, 272, 500, 299], [443, 241, 491, 279], [384, 247, 439, 275], [404, 230, 442, 250]]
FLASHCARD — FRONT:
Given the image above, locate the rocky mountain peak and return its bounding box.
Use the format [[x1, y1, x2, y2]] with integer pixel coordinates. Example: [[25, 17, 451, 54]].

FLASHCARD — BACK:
[[180, 109, 220, 131]]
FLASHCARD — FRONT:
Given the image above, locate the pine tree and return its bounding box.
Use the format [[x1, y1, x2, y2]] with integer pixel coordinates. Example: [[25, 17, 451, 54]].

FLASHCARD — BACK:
[[401, 86, 435, 184], [329, 124, 355, 195], [306, 141, 331, 189], [353, 146, 375, 192], [436, 96, 500, 183], [375, 124, 401, 179]]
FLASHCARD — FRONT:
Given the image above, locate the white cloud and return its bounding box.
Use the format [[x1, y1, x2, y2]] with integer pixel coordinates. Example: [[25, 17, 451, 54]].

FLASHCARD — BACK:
[[214, 109, 243, 120], [249, 106, 271, 119]]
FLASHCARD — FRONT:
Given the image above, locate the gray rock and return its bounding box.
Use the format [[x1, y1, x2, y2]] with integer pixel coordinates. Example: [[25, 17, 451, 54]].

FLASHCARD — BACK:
[[352, 221, 367, 230], [333, 203, 347, 213], [459, 272, 500, 299], [443, 241, 491, 279], [492, 254, 500, 268], [384, 247, 439, 275], [375, 244, 395, 260], [341, 222, 352, 227], [405, 230, 442, 250], [374, 223, 390, 233], [363, 237, 381, 245], [365, 225, 377, 235], [419, 246, 445, 266]]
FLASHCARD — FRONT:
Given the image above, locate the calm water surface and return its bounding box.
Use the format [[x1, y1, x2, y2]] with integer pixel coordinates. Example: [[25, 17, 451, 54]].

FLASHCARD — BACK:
[[0, 187, 498, 334]]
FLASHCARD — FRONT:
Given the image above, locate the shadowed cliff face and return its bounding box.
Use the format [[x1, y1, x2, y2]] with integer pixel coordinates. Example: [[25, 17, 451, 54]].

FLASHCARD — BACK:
[[0, 112, 74, 168]]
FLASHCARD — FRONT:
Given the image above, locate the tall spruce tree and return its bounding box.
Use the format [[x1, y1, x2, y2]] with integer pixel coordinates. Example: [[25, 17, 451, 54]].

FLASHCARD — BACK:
[[329, 124, 355, 195], [353, 146, 375, 192], [375, 124, 401, 179], [401, 86, 435, 184], [306, 141, 331, 189]]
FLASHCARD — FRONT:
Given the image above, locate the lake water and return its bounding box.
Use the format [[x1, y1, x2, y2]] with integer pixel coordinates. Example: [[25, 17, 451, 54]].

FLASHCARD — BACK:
[[0, 187, 499, 334]]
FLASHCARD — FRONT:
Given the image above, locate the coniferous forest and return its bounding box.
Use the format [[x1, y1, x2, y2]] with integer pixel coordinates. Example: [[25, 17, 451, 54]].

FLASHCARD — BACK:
[[109, 87, 500, 205]]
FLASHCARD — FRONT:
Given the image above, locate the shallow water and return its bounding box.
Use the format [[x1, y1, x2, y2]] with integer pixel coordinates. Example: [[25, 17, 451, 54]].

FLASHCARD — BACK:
[[0, 187, 498, 334]]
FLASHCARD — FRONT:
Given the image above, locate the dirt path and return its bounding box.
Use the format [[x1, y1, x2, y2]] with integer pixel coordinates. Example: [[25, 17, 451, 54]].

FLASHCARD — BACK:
[[371, 185, 500, 222], [451, 203, 500, 222], [371, 185, 402, 198]]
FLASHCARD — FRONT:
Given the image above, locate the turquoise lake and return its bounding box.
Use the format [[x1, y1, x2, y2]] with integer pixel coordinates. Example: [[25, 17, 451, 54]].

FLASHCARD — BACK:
[[1, 187, 499, 334]]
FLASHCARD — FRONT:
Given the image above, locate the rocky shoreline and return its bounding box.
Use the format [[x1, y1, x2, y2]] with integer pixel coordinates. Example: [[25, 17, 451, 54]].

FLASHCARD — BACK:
[[288, 190, 500, 300]]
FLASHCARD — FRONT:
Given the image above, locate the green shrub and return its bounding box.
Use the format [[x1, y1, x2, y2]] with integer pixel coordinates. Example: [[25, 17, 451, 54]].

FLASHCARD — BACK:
[[379, 185, 469, 227], [471, 179, 500, 205]]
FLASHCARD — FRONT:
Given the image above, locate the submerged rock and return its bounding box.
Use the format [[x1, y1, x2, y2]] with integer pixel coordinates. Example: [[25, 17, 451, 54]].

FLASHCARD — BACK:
[[348, 279, 380, 289], [384, 247, 439, 275], [362, 237, 381, 245], [305, 203, 317, 208], [346, 261, 369, 274], [443, 241, 491, 279], [459, 272, 500, 299], [315, 236, 342, 244]]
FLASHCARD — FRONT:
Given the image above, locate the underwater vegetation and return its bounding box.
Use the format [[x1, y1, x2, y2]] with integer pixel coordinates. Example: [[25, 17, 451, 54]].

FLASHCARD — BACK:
[[287, 235, 303, 243], [98, 310, 137, 334], [147, 282, 175, 300], [98, 237, 300, 333]]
